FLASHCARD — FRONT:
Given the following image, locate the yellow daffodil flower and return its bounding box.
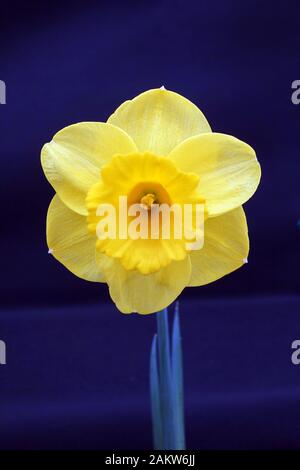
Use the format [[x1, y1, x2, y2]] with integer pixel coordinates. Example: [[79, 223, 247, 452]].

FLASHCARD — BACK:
[[41, 88, 261, 314]]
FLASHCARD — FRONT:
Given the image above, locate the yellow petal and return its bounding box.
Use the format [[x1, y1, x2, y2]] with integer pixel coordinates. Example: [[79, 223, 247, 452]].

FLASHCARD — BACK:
[[188, 207, 249, 286], [169, 133, 261, 216], [99, 256, 191, 314], [41, 122, 137, 215], [107, 88, 211, 155], [47, 195, 105, 282]]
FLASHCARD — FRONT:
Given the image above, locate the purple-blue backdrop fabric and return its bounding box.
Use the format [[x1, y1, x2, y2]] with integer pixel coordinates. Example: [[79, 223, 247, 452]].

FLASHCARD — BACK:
[[0, 0, 300, 449]]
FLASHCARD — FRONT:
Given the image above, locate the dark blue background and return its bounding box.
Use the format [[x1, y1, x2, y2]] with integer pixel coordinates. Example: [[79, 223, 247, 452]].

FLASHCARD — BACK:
[[1, 0, 300, 449]]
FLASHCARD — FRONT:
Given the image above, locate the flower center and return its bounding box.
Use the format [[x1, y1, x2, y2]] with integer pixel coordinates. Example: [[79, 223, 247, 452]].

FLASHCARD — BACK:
[[127, 181, 172, 207], [140, 193, 156, 209]]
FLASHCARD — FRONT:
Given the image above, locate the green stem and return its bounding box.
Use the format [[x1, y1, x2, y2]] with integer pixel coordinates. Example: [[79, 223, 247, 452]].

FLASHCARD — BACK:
[[149, 304, 186, 450]]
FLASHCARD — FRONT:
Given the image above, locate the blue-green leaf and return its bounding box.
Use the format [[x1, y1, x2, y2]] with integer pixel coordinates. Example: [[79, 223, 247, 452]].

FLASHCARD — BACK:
[[150, 334, 163, 449], [171, 302, 186, 449], [150, 304, 186, 450], [156, 308, 174, 449]]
